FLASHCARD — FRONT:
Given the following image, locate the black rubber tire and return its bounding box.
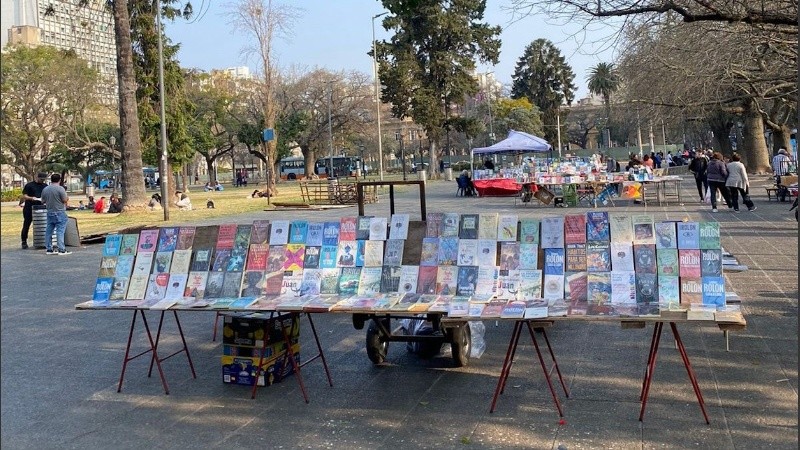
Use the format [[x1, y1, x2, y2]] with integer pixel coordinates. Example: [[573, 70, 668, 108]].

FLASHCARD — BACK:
[[287, 173, 296, 180], [366, 319, 389, 364], [352, 314, 367, 330], [450, 323, 471, 367]]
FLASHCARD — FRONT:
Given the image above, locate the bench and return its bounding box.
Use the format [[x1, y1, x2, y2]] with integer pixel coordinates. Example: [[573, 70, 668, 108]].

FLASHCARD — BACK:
[[764, 185, 779, 201]]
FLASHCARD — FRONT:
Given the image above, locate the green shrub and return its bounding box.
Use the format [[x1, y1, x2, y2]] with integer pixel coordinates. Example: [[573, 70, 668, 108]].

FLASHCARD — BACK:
[[1, 188, 23, 203]]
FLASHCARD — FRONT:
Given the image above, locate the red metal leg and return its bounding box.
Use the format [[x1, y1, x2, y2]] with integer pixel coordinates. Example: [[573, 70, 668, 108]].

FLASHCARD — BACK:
[[117, 311, 138, 393], [282, 313, 309, 403], [117, 310, 170, 395], [499, 321, 525, 395], [301, 313, 333, 387], [148, 311, 167, 377], [147, 311, 197, 380], [526, 321, 563, 417], [670, 322, 710, 424], [639, 322, 664, 421], [539, 327, 569, 398], [140, 311, 170, 395], [212, 311, 222, 341], [490, 320, 522, 413], [640, 322, 661, 401]]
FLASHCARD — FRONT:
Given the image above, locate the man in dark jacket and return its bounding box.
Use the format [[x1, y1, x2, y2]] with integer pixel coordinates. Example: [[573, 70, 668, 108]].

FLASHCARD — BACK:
[[706, 152, 733, 212], [688, 152, 709, 202], [20, 172, 49, 249]]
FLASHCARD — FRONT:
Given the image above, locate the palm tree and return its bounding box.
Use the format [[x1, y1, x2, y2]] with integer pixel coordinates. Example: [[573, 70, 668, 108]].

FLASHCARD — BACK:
[[587, 62, 620, 147]]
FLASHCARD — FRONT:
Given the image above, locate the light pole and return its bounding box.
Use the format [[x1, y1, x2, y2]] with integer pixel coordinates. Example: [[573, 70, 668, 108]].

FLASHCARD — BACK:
[[396, 129, 407, 181], [372, 12, 388, 181], [327, 80, 334, 178], [156, 0, 169, 220], [109, 135, 117, 195]]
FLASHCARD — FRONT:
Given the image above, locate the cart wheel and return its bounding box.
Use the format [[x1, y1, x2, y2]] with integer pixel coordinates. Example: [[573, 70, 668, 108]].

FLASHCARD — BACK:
[[450, 323, 471, 367], [366, 318, 389, 364], [352, 314, 368, 330]]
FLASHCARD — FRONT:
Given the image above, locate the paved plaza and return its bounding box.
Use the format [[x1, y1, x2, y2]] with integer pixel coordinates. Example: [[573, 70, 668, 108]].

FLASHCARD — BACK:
[[1, 177, 797, 449]]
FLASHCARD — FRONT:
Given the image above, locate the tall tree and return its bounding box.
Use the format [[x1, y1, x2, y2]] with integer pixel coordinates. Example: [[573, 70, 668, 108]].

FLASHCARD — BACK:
[[376, 0, 501, 175], [510, 39, 577, 145], [587, 62, 619, 147]]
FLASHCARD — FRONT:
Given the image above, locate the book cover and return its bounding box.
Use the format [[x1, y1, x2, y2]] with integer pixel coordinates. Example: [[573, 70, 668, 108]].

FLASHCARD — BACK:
[[228, 296, 258, 310], [263, 271, 285, 295], [543, 248, 565, 275], [584, 272, 610, 305], [524, 299, 549, 319], [269, 220, 290, 245], [250, 219, 270, 245], [610, 242, 635, 272], [425, 212, 444, 238], [702, 276, 725, 306], [339, 217, 357, 241], [239, 270, 266, 297], [474, 266, 499, 301], [586, 211, 610, 242], [192, 225, 219, 250], [409, 294, 441, 313], [338, 267, 362, 296], [303, 295, 341, 313], [184, 271, 209, 299], [149, 298, 178, 310], [289, 220, 309, 244], [632, 215, 656, 244], [654, 222, 678, 249], [266, 245, 286, 272], [656, 248, 680, 277], [497, 214, 519, 242], [479, 213, 499, 240], [564, 214, 587, 244], [565, 243, 587, 272], [126, 274, 149, 300], [390, 293, 422, 312], [678, 249, 702, 278], [586, 241, 611, 272], [481, 299, 508, 318], [420, 237, 439, 266], [319, 268, 340, 295], [355, 239, 366, 267], [437, 237, 459, 266], [699, 221, 720, 249], [658, 275, 680, 306], [211, 248, 231, 272], [319, 245, 338, 269], [455, 265, 478, 296], [221, 271, 244, 298], [389, 213, 410, 240], [435, 265, 458, 295], [363, 240, 384, 267], [156, 227, 179, 252], [676, 222, 700, 249], [634, 244, 657, 274], [398, 265, 420, 293], [115, 255, 135, 279], [164, 274, 188, 300], [519, 243, 539, 270], [283, 243, 306, 272], [540, 216, 565, 249], [368, 217, 388, 241], [92, 277, 114, 302], [153, 252, 172, 274], [416, 266, 438, 294], [495, 269, 521, 300], [280, 271, 304, 296], [458, 213, 479, 240], [322, 221, 341, 246], [132, 251, 155, 276], [233, 225, 252, 252], [119, 233, 139, 256], [609, 213, 634, 243], [680, 277, 703, 305], [137, 229, 159, 253], [226, 248, 247, 272], [109, 277, 130, 300], [384, 239, 405, 266], [380, 265, 402, 293], [566, 271, 589, 303], [246, 244, 270, 271], [216, 224, 238, 249], [190, 247, 213, 272], [518, 218, 539, 244], [98, 256, 117, 278], [635, 273, 658, 304], [610, 271, 637, 304], [336, 241, 357, 268], [170, 249, 192, 275], [700, 249, 722, 276], [145, 273, 170, 301], [499, 242, 520, 270], [447, 296, 471, 317], [477, 239, 498, 267], [356, 216, 373, 241], [543, 274, 564, 301], [427, 295, 450, 313], [303, 245, 321, 269], [467, 302, 486, 318], [306, 222, 324, 246], [518, 269, 543, 300], [357, 267, 383, 295], [441, 213, 460, 237], [103, 234, 123, 257], [204, 272, 225, 299], [457, 239, 478, 266]]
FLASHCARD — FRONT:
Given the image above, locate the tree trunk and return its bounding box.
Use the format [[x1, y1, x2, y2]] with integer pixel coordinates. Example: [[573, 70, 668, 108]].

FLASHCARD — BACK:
[[113, 0, 147, 210], [710, 122, 733, 156], [772, 124, 793, 155], [742, 103, 771, 174], [205, 157, 216, 184], [302, 145, 317, 178]]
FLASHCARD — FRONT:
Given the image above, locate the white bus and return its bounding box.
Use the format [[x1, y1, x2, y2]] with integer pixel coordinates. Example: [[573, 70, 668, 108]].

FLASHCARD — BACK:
[[278, 156, 305, 180]]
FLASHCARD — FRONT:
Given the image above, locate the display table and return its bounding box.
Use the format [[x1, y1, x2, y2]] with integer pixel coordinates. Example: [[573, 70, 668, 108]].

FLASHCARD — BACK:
[[472, 178, 522, 197]]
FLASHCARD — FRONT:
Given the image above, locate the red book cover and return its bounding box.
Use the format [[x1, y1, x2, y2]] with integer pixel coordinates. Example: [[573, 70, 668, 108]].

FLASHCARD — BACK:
[[245, 244, 269, 271], [339, 217, 357, 241], [416, 266, 438, 295], [216, 224, 238, 249], [564, 214, 587, 244], [678, 249, 702, 278], [176, 227, 196, 250]]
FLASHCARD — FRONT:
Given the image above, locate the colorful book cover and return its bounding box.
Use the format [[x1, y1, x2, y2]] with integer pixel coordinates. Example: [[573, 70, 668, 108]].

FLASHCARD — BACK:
[[698, 221, 720, 249], [523, 299, 549, 319], [338, 267, 362, 296], [519, 243, 539, 270], [226, 248, 247, 272], [153, 252, 172, 274], [262, 246, 284, 273], [170, 249, 192, 275], [609, 213, 634, 244], [543, 248, 565, 275], [380, 265, 402, 293], [543, 274, 565, 301], [566, 271, 589, 303], [467, 301, 486, 317], [109, 277, 130, 300], [299, 269, 323, 296], [458, 213, 479, 240], [409, 294, 441, 313], [216, 224, 238, 249], [145, 273, 170, 301], [176, 226, 196, 250], [245, 244, 269, 271], [586, 211, 610, 242], [680, 277, 703, 305], [565, 243, 587, 272], [268, 220, 290, 245], [481, 299, 508, 318], [93, 277, 114, 302], [435, 265, 458, 295], [437, 237, 459, 266], [678, 249, 702, 278], [126, 274, 149, 300], [389, 213, 410, 240], [286, 220, 308, 244], [455, 265, 479, 296], [279, 271, 303, 296], [391, 293, 422, 312], [586, 241, 611, 272], [363, 240, 384, 267], [499, 242, 520, 270], [447, 296, 471, 317], [119, 233, 139, 256], [654, 222, 678, 249], [211, 248, 231, 272], [610, 271, 637, 304], [656, 248, 680, 277], [564, 214, 587, 244], [416, 265, 438, 294], [137, 229, 159, 253], [115, 254, 135, 279], [635, 273, 658, 304], [156, 227, 179, 252], [132, 251, 155, 276], [384, 239, 405, 266], [164, 274, 188, 300], [633, 244, 657, 274], [610, 242, 635, 272], [250, 220, 270, 245], [98, 256, 117, 278], [355, 240, 366, 267], [518, 269, 543, 300], [368, 217, 388, 241], [264, 270, 285, 295], [398, 265, 420, 293], [356, 216, 373, 241], [420, 237, 439, 266], [184, 271, 208, 299], [441, 213, 460, 237], [540, 216, 565, 249], [658, 275, 680, 306], [425, 212, 444, 238], [700, 249, 722, 277], [632, 215, 655, 245], [319, 245, 338, 269], [303, 245, 321, 269], [283, 243, 305, 272], [337, 240, 357, 267], [319, 268, 340, 295], [192, 225, 219, 250], [702, 276, 725, 306], [477, 239, 498, 267], [339, 217, 357, 241], [221, 271, 244, 298], [497, 214, 519, 242], [518, 218, 539, 244], [357, 267, 383, 295], [495, 269, 521, 300], [322, 221, 341, 246], [232, 225, 251, 251], [479, 213, 499, 240], [305, 222, 324, 246], [474, 266, 499, 301], [103, 234, 123, 257], [457, 239, 478, 266], [427, 295, 450, 313], [676, 222, 701, 249]]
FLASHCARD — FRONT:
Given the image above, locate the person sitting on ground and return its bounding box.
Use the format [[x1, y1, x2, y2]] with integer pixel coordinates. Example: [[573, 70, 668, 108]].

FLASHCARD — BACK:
[[77, 200, 86, 210], [86, 196, 95, 210], [204, 182, 212, 192], [93, 196, 106, 213], [148, 193, 162, 210], [174, 190, 193, 211], [214, 181, 224, 191], [251, 188, 271, 198], [107, 195, 123, 213]]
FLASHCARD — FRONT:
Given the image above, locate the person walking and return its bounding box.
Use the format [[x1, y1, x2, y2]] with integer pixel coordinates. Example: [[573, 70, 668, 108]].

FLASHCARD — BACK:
[[20, 172, 48, 249], [40, 173, 71, 255], [688, 152, 709, 202], [706, 152, 733, 213], [725, 153, 756, 212]]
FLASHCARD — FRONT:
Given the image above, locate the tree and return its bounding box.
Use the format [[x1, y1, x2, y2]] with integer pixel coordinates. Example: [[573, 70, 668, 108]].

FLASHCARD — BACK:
[[587, 62, 619, 147], [376, 0, 501, 176], [510, 39, 577, 145]]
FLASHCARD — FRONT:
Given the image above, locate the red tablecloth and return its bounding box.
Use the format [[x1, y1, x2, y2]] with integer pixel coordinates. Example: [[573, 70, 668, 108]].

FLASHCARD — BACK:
[[473, 178, 522, 197]]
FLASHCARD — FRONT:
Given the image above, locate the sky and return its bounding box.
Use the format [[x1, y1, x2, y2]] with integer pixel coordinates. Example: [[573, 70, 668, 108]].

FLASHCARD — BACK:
[[166, 0, 619, 100]]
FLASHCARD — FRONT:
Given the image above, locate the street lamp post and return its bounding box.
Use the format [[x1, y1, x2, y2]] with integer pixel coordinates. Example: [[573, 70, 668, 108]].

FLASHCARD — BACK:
[[372, 12, 388, 181], [396, 129, 407, 181], [109, 135, 117, 195], [155, 0, 169, 220]]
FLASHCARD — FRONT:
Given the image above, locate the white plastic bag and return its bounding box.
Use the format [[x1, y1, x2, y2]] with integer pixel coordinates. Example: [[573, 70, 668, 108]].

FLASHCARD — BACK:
[[469, 321, 486, 359]]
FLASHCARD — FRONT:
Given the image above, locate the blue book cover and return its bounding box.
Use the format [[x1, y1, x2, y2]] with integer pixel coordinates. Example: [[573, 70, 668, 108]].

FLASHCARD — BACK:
[[586, 211, 610, 242], [700, 249, 722, 277], [306, 222, 324, 246], [319, 245, 338, 269], [698, 222, 720, 249], [420, 237, 439, 266], [676, 222, 700, 249], [543, 248, 565, 275], [157, 227, 179, 252], [93, 277, 114, 302], [437, 237, 459, 265], [519, 243, 539, 270], [103, 234, 123, 256], [322, 221, 341, 246], [355, 240, 366, 267], [702, 276, 725, 306], [289, 220, 309, 244]]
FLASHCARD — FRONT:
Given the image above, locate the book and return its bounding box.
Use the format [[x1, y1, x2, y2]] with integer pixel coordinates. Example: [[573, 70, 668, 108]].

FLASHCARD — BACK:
[[240, 270, 266, 297], [228, 296, 258, 309], [145, 273, 170, 301], [518, 218, 539, 244], [609, 213, 634, 244], [437, 237, 459, 266], [153, 251, 172, 274], [519, 243, 539, 270], [125, 274, 149, 300], [119, 233, 139, 256], [701, 276, 725, 306], [680, 277, 703, 305], [481, 299, 508, 318], [633, 244, 657, 274], [303, 245, 321, 269], [585, 272, 611, 305], [355, 240, 366, 267], [208, 298, 238, 309], [416, 266, 438, 294], [654, 222, 678, 249], [700, 249, 722, 276], [221, 271, 244, 298], [280, 271, 303, 296], [540, 216, 565, 249], [390, 293, 422, 312], [384, 239, 405, 266], [211, 249, 231, 272], [303, 295, 341, 313], [306, 222, 324, 246], [192, 225, 219, 250], [164, 273, 188, 300], [190, 247, 214, 272], [204, 272, 225, 299], [322, 221, 341, 246], [658, 275, 680, 305], [565, 271, 589, 303], [609, 271, 637, 304], [319, 245, 338, 269], [137, 229, 159, 252], [233, 225, 252, 251], [425, 212, 444, 238], [92, 277, 114, 302], [339, 216, 357, 241], [524, 299, 549, 319], [109, 277, 130, 300], [184, 271, 209, 299], [586, 211, 610, 242], [441, 213, 460, 237], [368, 217, 388, 241], [498, 242, 520, 270], [226, 248, 247, 272], [676, 221, 700, 249], [467, 301, 486, 318], [336, 241, 357, 268], [409, 294, 441, 313], [250, 219, 270, 245], [457, 239, 478, 266], [380, 265, 402, 293], [98, 256, 117, 278], [266, 245, 286, 272], [656, 248, 680, 277], [356, 216, 373, 240], [477, 239, 498, 267], [103, 234, 123, 256], [564, 214, 587, 244], [170, 249, 192, 275], [319, 268, 340, 295], [686, 304, 717, 321], [610, 242, 635, 272], [543, 274, 564, 301], [518, 269, 543, 300], [496, 269, 521, 300], [149, 298, 178, 310], [479, 213, 499, 240], [543, 248, 565, 275], [132, 252, 155, 276], [455, 265, 478, 296], [435, 265, 458, 295], [357, 267, 383, 295], [345, 295, 380, 311], [177, 226, 196, 250], [586, 241, 611, 272], [389, 213, 410, 240], [497, 214, 519, 242], [698, 222, 720, 249], [289, 220, 309, 244], [474, 266, 499, 301], [338, 267, 362, 296], [245, 244, 269, 271], [458, 213, 479, 240], [156, 227, 179, 253], [427, 295, 450, 313], [363, 240, 384, 267], [283, 243, 305, 272], [447, 296, 471, 317], [115, 255, 135, 279], [565, 243, 587, 272], [678, 249, 702, 278], [268, 220, 290, 245], [420, 237, 439, 266], [635, 273, 658, 304], [216, 224, 238, 249], [398, 265, 420, 293], [715, 304, 742, 323], [632, 215, 656, 244]]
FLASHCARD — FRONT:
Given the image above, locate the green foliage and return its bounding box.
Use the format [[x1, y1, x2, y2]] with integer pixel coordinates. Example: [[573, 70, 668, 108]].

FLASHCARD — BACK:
[[586, 62, 620, 107], [1, 188, 23, 203]]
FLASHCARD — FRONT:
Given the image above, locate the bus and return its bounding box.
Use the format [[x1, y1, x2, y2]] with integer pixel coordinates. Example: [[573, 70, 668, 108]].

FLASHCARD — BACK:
[[278, 156, 306, 180], [315, 156, 362, 178]]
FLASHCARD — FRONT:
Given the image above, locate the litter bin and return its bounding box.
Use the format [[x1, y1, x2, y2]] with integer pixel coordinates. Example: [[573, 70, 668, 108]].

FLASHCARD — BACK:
[[417, 169, 427, 182], [444, 167, 453, 181], [87, 185, 95, 198], [32, 206, 55, 249]]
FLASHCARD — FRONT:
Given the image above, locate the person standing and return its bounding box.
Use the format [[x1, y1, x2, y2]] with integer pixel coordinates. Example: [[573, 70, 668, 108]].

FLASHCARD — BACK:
[[725, 153, 756, 212], [706, 152, 733, 213], [688, 152, 709, 202], [20, 172, 49, 249], [772, 148, 792, 201], [40, 173, 71, 255]]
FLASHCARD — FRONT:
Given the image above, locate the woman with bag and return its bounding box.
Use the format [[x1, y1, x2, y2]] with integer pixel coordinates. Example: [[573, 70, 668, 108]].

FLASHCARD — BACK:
[[706, 152, 733, 213], [726, 153, 756, 212]]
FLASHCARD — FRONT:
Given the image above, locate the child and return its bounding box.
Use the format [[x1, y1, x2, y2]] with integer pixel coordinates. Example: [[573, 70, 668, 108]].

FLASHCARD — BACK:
[[78, 200, 86, 210]]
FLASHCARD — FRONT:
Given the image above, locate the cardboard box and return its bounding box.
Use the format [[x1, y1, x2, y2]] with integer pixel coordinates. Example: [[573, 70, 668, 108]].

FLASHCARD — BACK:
[[222, 313, 299, 347], [221, 345, 301, 387], [222, 338, 298, 359]]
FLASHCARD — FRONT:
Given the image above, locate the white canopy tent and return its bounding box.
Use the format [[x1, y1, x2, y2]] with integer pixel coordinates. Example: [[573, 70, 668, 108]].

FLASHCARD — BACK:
[[470, 130, 552, 172]]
